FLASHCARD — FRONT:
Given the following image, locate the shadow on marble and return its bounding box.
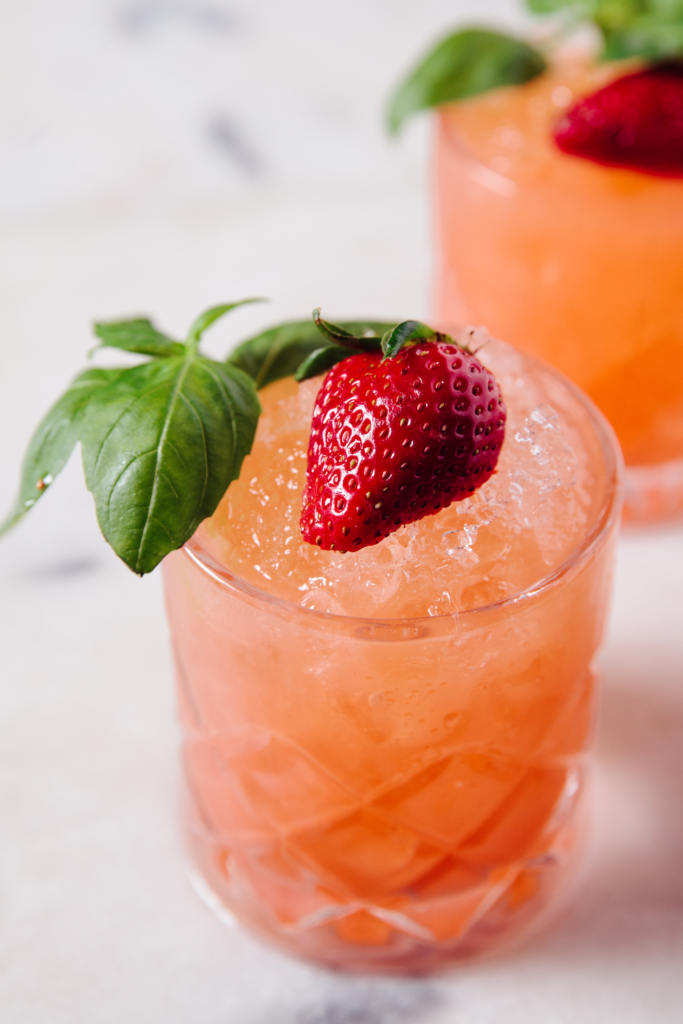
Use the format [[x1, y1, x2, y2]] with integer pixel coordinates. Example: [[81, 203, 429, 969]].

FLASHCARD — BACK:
[[206, 114, 263, 176], [270, 978, 443, 1024], [22, 555, 104, 581], [116, 0, 239, 36], [521, 649, 683, 963]]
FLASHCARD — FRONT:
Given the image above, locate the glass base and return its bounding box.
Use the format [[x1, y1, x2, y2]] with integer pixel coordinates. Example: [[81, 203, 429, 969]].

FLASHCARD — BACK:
[[183, 786, 587, 974], [624, 458, 683, 525]]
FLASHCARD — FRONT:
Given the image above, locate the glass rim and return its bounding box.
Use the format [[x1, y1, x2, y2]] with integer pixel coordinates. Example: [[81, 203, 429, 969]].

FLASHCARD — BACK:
[[182, 351, 623, 629]]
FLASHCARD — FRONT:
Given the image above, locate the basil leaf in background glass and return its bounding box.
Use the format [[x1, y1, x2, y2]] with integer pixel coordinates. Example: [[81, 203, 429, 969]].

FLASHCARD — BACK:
[[602, 21, 683, 60], [388, 28, 547, 132], [525, 0, 683, 59], [524, 0, 576, 13], [0, 368, 125, 536], [81, 355, 260, 575], [93, 319, 186, 358], [229, 319, 393, 389]]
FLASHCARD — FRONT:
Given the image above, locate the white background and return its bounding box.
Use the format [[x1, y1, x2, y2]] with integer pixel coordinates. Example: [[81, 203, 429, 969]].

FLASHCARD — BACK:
[[0, 2, 682, 1021]]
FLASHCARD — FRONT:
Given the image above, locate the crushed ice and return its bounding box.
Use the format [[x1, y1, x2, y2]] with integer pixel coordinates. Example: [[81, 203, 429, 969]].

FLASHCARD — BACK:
[[442, 403, 579, 568]]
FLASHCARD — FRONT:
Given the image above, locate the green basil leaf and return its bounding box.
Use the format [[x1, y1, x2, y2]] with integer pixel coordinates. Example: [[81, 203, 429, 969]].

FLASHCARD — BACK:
[[228, 319, 394, 389], [525, 0, 575, 13], [93, 319, 185, 358], [81, 354, 260, 575], [0, 368, 124, 536], [294, 345, 358, 383], [602, 22, 683, 59], [228, 319, 324, 388], [388, 28, 547, 132], [524, 0, 683, 59], [381, 320, 443, 358], [186, 298, 265, 346]]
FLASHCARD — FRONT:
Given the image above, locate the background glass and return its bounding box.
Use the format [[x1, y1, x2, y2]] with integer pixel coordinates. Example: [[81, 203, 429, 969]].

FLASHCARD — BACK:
[[435, 60, 683, 523]]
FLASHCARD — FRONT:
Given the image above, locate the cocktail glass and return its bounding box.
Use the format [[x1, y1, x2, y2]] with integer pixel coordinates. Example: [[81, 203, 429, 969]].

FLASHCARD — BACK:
[[435, 56, 683, 523], [163, 338, 621, 972]]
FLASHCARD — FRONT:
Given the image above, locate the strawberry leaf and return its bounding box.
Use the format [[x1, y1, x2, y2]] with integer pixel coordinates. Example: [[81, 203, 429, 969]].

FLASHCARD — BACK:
[[0, 368, 125, 537], [93, 319, 185, 358], [381, 320, 443, 358], [388, 28, 546, 133], [312, 309, 384, 353], [81, 354, 260, 575]]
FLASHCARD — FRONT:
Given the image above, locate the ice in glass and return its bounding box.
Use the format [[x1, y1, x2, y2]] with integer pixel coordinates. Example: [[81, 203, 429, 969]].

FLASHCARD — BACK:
[[435, 56, 683, 522], [164, 332, 621, 971]]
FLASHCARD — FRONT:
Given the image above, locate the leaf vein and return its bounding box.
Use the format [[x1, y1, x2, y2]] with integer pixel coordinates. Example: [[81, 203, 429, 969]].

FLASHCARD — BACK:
[[134, 361, 198, 570]]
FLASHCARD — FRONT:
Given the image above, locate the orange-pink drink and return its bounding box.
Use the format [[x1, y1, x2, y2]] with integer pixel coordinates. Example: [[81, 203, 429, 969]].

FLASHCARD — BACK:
[[435, 57, 683, 522], [164, 333, 621, 971]]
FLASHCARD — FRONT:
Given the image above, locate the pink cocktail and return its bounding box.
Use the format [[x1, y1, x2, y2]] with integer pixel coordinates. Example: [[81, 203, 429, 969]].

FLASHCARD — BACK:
[[164, 333, 621, 971]]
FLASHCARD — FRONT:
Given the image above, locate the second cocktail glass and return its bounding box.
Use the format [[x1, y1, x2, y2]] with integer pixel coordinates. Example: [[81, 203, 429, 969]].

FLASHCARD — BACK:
[[435, 57, 683, 522]]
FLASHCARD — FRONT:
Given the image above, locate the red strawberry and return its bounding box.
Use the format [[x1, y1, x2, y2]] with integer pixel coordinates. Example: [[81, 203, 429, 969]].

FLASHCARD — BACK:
[[553, 62, 683, 177], [300, 336, 506, 552]]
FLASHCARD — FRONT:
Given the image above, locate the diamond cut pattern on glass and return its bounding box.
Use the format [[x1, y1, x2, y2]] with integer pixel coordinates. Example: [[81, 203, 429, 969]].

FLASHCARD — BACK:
[[459, 762, 570, 864], [288, 808, 446, 898], [384, 867, 517, 942], [212, 731, 358, 833], [227, 843, 348, 931], [370, 751, 526, 848], [183, 739, 272, 846]]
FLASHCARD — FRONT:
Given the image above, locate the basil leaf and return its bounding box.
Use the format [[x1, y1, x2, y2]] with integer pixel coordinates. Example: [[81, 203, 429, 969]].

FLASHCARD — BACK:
[[186, 298, 265, 346], [602, 22, 683, 60], [81, 354, 260, 575], [93, 319, 185, 358], [228, 319, 393, 389], [525, 0, 574, 13], [524, 0, 683, 60], [381, 320, 442, 358], [388, 28, 547, 133], [0, 368, 124, 536], [295, 345, 357, 383], [228, 319, 324, 388]]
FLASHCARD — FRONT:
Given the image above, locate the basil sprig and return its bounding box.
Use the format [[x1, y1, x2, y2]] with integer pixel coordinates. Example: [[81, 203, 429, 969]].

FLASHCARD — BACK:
[[388, 1, 683, 130], [1, 302, 263, 575], [1, 305, 401, 575]]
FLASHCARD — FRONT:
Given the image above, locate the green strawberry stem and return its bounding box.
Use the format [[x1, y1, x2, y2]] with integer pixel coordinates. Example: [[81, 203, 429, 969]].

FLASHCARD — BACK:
[[312, 309, 382, 352]]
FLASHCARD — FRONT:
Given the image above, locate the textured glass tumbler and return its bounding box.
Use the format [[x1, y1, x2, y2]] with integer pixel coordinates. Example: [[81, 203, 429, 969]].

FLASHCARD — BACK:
[[163, 384, 621, 973], [435, 67, 683, 524]]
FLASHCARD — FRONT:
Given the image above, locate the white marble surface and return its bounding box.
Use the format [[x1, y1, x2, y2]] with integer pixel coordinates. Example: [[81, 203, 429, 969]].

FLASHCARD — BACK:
[[1, 2, 682, 1021]]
